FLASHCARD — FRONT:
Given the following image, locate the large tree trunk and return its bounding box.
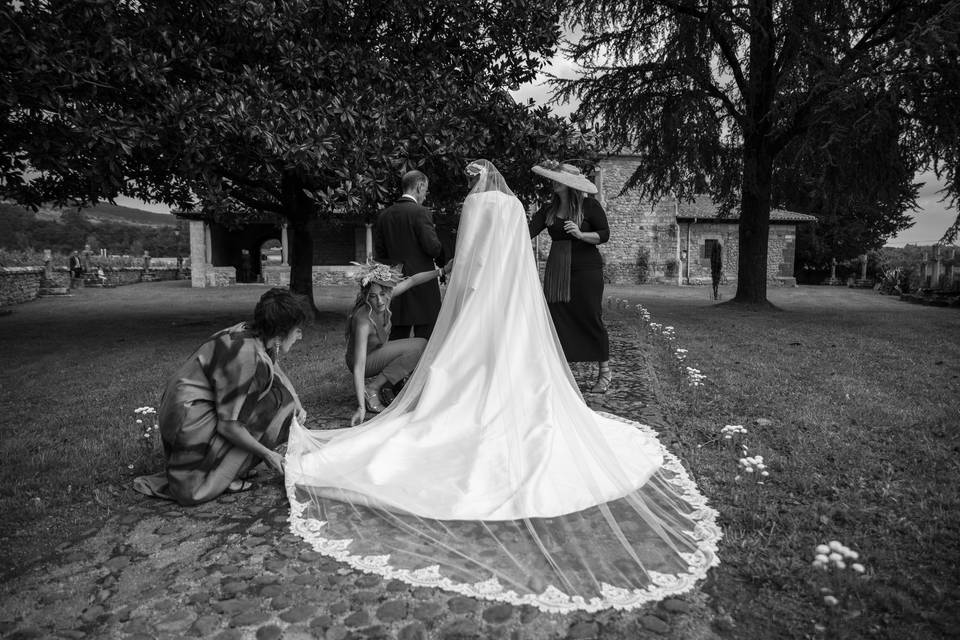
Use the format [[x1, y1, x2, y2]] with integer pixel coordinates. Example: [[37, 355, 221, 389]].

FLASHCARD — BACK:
[[734, 135, 774, 304], [281, 172, 318, 312], [734, 0, 776, 305]]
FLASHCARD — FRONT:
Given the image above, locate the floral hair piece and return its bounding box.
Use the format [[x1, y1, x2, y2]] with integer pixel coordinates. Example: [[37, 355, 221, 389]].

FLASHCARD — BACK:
[[464, 161, 486, 177], [350, 259, 404, 288]]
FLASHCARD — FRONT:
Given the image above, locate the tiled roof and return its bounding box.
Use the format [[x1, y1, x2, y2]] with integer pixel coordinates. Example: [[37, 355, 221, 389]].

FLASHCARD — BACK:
[[675, 195, 816, 222]]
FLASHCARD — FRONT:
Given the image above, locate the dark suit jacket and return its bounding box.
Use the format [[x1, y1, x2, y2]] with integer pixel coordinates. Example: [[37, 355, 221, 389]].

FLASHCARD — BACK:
[[373, 197, 444, 326]]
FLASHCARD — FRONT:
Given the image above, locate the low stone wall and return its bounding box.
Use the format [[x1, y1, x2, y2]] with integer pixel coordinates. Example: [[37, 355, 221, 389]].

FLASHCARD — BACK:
[[0, 267, 43, 305], [262, 265, 356, 288], [97, 267, 181, 286], [0, 266, 185, 307]]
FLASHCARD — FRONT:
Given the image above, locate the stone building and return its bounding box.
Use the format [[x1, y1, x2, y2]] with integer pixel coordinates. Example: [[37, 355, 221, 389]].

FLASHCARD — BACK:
[[185, 155, 815, 287], [588, 155, 817, 285], [918, 245, 960, 291]]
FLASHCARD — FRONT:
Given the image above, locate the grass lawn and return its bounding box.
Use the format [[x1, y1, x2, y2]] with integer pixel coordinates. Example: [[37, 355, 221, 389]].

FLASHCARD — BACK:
[[0, 281, 355, 577], [1, 280, 957, 639], [603, 283, 960, 640]]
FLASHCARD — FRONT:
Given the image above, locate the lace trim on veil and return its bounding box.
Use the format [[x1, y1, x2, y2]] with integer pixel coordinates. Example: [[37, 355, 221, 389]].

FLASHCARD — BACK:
[[287, 412, 721, 613]]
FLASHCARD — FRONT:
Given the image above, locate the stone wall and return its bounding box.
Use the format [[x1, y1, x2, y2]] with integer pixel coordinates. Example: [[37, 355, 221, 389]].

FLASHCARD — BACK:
[[680, 223, 739, 284], [0, 266, 184, 307], [262, 265, 358, 288], [0, 267, 43, 305], [596, 156, 801, 285], [596, 157, 682, 284]]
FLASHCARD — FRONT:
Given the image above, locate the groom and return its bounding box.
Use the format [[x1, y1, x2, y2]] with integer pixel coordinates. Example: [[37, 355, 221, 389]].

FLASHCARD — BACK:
[[374, 170, 444, 340]]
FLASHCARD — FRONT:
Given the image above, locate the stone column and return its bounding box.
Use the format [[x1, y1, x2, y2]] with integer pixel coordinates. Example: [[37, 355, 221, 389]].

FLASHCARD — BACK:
[[189, 220, 207, 288], [860, 254, 868, 280], [42, 249, 52, 281], [365, 223, 373, 260], [281, 224, 290, 265], [830, 258, 837, 282]]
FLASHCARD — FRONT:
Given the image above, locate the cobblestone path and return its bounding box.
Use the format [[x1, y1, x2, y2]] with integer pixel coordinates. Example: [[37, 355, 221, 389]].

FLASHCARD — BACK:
[[0, 320, 720, 640]]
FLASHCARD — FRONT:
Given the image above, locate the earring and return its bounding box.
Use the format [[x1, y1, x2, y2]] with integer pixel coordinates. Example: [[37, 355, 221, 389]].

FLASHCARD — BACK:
[[273, 342, 280, 363]]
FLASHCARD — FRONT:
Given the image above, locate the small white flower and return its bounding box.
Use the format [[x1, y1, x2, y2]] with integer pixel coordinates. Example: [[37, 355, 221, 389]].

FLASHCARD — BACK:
[[828, 541, 843, 552], [136, 419, 143, 424], [127, 464, 134, 470], [816, 544, 830, 555], [828, 552, 843, 563], [823, 595, 839, 606], [851, 563, 865, 573], [835, 560, 846, 570], [760, 470, 770, 477]]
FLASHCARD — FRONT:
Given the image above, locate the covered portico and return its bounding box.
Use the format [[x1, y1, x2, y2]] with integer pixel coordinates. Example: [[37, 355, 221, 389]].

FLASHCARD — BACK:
[[183, 216, 376, 288]]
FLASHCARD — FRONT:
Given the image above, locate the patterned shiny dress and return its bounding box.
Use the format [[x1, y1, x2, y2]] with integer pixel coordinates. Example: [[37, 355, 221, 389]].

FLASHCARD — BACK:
[[134, 323, 299, 505]]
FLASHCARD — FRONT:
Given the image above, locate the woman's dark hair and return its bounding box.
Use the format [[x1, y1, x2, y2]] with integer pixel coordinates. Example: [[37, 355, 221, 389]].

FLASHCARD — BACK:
[[252, 288, 312, 339]]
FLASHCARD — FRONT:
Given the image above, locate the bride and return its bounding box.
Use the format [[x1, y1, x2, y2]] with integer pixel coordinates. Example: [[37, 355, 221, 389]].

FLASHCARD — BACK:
[[285, 160, 720, 612]]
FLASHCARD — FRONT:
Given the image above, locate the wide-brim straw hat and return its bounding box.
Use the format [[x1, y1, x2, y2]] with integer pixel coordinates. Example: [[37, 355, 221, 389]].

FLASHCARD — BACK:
[[531, 162, 598, 194]]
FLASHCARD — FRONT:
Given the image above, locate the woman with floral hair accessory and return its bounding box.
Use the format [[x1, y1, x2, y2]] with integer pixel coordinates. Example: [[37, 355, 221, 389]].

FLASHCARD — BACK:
[[346, 259, 452, 425], [529, 160, 612, 393]]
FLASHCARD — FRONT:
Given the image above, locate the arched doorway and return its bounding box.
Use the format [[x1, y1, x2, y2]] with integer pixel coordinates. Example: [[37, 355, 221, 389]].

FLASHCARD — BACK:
[[258, 238, 283, 282]]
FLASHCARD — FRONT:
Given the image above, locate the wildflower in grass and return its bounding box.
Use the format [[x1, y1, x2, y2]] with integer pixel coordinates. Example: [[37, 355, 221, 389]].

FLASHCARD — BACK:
[[134, 405, 162, 455], [720, 424, 747, 440], [674, 348, 688, 363], [737, 455, 766, 473], [662, 326, 676, 341], [811, 541, 863, 571], [685, 367, 706, 387], [811, 541, 868, 631]]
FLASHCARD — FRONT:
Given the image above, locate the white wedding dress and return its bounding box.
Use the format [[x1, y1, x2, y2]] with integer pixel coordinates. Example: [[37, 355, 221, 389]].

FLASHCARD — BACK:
[[286, 161, 720, 612]]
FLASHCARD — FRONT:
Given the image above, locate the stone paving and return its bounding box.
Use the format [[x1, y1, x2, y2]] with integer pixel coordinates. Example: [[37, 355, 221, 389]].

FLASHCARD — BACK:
[[0, 321, 721, 640]]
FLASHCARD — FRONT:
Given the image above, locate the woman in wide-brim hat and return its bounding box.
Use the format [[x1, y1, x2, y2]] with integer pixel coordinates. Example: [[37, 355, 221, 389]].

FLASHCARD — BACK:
[[529, 161, 612, 393], [345, 258, 453, 426]]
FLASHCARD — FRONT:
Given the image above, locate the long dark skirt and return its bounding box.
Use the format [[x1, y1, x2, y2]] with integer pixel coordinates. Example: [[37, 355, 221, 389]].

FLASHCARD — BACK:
[[547, 267, 609, 362]]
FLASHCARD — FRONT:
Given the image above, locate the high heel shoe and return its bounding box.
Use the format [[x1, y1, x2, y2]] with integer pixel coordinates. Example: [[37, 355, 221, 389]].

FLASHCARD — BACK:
[[588, 367, 612, 394], [364, 387, 386, 413]]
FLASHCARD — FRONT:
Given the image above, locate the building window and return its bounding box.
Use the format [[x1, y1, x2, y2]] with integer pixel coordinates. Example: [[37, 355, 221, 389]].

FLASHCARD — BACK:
[[702, 238, 719, 262]]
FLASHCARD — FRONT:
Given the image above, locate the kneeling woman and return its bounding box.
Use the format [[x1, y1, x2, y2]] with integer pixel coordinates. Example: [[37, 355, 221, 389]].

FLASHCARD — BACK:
[[347, 260, 451, 426], [135, 288, 311, 505]]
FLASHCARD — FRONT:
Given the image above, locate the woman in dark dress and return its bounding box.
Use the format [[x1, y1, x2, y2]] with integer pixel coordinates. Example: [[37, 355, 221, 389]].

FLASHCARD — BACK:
[[529, 161, 611, 393], [134, 288, 311, 505]]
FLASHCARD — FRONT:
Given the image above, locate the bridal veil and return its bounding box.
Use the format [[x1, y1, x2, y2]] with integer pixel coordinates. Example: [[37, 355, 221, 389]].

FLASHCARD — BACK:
[[285, 160, 720, 612]]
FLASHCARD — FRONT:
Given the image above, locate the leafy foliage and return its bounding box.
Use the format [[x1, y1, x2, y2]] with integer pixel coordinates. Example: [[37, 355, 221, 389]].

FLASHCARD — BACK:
[[3, 0, 594, 304], [557, 0, 960, 302]]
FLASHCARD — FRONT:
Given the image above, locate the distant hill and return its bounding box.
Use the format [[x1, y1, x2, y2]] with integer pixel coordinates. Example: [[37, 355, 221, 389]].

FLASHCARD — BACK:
[[0, 201, 175, 227], [0, 200, 181, 255]]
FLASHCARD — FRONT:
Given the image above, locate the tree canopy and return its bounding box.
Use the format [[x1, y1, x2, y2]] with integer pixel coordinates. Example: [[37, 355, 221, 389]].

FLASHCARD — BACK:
[[557, 0, 960, 303], [3, 0, 594, 305]]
